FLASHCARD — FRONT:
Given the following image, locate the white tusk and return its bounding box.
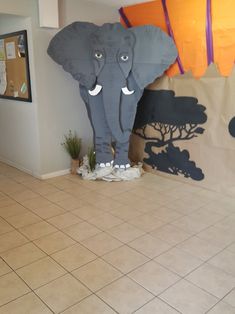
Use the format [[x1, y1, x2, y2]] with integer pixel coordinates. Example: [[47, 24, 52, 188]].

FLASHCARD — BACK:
[[122, 86, 135, 95], [88, 84, 102, 96]]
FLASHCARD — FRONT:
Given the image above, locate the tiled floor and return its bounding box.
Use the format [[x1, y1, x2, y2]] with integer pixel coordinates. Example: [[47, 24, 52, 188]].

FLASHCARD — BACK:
[[0, 162, 235, 313]]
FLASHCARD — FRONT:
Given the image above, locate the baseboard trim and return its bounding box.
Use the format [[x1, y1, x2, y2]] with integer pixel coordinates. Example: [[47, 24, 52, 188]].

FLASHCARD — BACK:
[[0, 156, 70, 180], [38, 169, 70, 180], [0, 156, 33, 175]]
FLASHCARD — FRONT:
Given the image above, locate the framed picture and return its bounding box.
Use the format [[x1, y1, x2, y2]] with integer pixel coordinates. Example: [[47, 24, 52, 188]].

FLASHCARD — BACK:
[[0, 30, 32, 102]]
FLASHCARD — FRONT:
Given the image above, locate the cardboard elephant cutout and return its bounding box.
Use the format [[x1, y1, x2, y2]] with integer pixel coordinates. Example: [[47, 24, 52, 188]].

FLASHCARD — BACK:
[[48, 22, 177, 176]]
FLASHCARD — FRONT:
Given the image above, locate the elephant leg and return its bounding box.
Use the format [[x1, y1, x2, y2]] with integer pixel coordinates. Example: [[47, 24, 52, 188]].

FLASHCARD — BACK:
[[80, 86, 113, 164], [114, 141, 130, 167]]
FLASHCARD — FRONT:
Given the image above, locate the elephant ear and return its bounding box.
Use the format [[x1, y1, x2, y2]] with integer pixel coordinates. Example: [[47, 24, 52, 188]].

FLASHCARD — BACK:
[[130, 25, 177, 90], [47, 22, 98, 89]]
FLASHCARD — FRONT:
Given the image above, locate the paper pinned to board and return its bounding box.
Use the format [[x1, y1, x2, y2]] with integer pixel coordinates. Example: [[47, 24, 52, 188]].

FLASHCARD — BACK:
[[0, 61, 7, 95], [6, 42, 16, 59]]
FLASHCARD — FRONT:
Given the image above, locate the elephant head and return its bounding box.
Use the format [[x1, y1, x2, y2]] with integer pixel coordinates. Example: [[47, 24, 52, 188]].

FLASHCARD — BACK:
[[47, 22, 177, 144]]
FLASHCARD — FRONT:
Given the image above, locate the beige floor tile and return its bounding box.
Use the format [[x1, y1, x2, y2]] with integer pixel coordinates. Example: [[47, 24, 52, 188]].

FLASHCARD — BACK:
[[197, 226, 235, 249], [155, 247, 203, 276], [134, 297, 179, 313], [92, 197, 123, 211], [0, 292, 52, 313], [73, 258, 122, 291], [10, 190, 39, 202], [143, 192, 177, 206], [16, 256, 66, 289], [0, 203, 29, 218], [107, 223, 145, 243], [0, 197, 16, 208], [111, 190, 147, 207], [65, 189, 94, 202], [149, 206, 183, 223], [0, 258, 11, 276], [223, 289, 235, 307], [87, 213, 123, 231], [31, 203, 66, 219], [134, 199, 162, 213], [47, 212, 82, 229], [177, 236, 222, 261], [208, 250, 235, 276], [207, 301, 235, 314], [110, 204, 143, 220], [0, 183, 24, 195], [0, 293, 52, 314], [215, 215, 235, 231], [129, 261, 180, 295], [129, 214, 165, 232], [103, 245, 148, 274], [55, 196, 84, 211], [63, 221, 101, 242], [61, 294, 116, 314], [159, 279, 218, 314], [186, 263, 235, 298], [202, 201, 235, 216], [20, 196, 52, 210], [34, 231, 75, 254], [0, 217, 14, 234], [71, 205, 104, 220], [0, 272, 30, 306], [1, 242, 46, 270], [0, 230, 28, 253], [19, 221, 57, 240], [171, 215, 212, 234], [227, 243, 235, 254], [5, 212, 42, 228], [97, 183, 132, 197], [97, 276, 153, 313], [79, 192, 106, 205], [129, 234, 171, 259], [35, 274, 91, 313], [82, 232, 122, 256], [45, 191, 72, 202], [166, 198, 203, 215], [190, 208, 225, 225], [51, 243, 96, 271], [151, 224, 192, 245]]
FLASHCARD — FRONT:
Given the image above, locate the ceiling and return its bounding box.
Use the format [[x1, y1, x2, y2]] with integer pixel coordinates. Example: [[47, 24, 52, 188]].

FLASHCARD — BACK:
[[88, 0, 151, 8]]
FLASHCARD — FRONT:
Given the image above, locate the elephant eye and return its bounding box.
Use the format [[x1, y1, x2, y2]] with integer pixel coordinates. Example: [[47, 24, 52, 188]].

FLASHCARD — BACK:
[[94, 52, 103, 59], [120, 55, 129, 61]]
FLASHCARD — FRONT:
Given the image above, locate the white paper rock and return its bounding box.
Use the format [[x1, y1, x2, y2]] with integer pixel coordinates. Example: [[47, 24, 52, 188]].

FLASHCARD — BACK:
[[77, 155, 143, 181]]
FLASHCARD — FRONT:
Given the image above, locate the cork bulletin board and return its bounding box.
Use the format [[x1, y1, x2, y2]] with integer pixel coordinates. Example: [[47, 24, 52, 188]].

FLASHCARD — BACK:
[[0, 30, 32, 102]]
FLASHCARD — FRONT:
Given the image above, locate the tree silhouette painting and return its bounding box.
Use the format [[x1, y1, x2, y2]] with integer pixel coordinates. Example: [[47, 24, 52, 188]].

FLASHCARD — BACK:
[[133, 90, 207, 181], [228, 117, 235, 138]]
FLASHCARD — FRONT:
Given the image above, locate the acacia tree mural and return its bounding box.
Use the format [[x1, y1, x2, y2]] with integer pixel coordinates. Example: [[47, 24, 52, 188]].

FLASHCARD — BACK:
[[229, 117, 235, 138], [133, 90, 207, 180]]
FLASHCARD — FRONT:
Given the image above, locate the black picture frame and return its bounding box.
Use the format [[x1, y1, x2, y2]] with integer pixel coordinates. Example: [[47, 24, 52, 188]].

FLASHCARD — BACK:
[[0, 30, 32, 102]]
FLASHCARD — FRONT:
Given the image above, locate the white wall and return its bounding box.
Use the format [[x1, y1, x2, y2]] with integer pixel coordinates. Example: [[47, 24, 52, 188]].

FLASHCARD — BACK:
[[0, 14, 41, 175], [0, 0, 118, 177]]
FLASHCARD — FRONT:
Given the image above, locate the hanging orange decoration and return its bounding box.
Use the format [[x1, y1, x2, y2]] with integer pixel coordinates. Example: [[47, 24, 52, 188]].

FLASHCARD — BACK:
[[119, 0, 235, 78]]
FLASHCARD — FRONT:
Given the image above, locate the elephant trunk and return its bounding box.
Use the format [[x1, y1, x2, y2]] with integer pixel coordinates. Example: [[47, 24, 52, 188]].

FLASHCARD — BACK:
[[98, 65, 131, 143]]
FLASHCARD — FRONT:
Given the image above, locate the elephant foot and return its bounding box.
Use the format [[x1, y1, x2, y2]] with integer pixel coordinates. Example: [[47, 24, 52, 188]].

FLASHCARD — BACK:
[[98, 160, 114, 168], [114, 163, 131, 170]]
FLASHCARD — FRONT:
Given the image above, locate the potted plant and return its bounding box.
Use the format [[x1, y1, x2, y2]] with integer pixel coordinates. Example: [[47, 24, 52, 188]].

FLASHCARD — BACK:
[[61, 130, 81, 174]]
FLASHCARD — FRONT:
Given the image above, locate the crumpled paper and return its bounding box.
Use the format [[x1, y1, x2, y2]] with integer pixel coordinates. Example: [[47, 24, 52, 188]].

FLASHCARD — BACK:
[[77, 155, 143, 181]]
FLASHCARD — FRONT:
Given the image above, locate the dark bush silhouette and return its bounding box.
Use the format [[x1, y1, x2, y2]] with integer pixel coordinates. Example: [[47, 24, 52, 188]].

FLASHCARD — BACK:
[[133, 90, 207, 181], [144, 143, 204, 180], [229, 117, 235, 138]]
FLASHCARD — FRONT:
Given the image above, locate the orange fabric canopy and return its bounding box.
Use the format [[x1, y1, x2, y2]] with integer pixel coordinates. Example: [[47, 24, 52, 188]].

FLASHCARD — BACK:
[[120, 0, 235, 77]]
